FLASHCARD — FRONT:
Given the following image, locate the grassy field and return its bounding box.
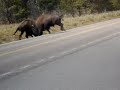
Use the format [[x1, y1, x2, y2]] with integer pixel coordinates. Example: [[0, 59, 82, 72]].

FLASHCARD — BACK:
[[0, 10, 120, 44]]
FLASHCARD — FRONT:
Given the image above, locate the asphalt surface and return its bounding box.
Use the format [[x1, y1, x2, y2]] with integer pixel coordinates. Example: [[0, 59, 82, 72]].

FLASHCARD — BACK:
[[0, 18, 120, 90]]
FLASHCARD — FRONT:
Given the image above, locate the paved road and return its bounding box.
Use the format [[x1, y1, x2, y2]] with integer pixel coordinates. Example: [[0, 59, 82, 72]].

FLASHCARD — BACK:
[[0, 18, 120, 90]]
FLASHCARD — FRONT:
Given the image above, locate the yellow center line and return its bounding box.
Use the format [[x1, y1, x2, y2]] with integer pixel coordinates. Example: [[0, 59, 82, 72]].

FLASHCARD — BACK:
[[0, 22, 120, 57]]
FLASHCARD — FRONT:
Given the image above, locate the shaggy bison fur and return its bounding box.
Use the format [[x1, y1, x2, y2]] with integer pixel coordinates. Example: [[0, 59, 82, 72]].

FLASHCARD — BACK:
[[35, 15, 65, 35], [13, 18, 39, 40]]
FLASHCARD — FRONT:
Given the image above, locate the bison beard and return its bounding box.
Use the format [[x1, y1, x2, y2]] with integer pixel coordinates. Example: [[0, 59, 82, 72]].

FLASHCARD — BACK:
[[13, 19, 40, 40], [35, 15, 65, 34]]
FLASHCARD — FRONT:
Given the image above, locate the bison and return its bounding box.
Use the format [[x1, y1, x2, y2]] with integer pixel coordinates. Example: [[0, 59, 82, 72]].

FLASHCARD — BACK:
[[35, 15, 65, 35], [13, 18, 40, 40]]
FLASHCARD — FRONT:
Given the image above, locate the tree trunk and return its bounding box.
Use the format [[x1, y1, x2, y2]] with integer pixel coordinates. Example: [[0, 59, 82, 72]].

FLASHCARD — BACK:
[[4, 0, 13, 23]]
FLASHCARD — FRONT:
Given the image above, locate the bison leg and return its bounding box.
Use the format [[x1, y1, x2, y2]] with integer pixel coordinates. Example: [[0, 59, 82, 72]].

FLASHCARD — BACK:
[[19, 31, 24, 40], [13, 28, 19, 35], [25, 34, 29, 38], [60, 23, 65, 31], [57, 23, 65, 31], [29, 32, 34, 38], [46, 27, 51, 34], [39, 28, 44, 35], [25, 34, 33, 38], [47, 29, 51, 34], [25, 32, 33, 38], [39, 30, 43, 35]]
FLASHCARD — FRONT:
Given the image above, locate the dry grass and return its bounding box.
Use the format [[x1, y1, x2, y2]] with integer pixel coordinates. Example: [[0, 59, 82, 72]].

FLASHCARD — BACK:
[[0, 10, 120, 44], [63, 10, 120, 30]]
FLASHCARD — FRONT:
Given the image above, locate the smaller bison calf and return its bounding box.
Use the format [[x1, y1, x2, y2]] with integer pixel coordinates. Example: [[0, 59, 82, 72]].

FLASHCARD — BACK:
[[13, 18, 39, 40]]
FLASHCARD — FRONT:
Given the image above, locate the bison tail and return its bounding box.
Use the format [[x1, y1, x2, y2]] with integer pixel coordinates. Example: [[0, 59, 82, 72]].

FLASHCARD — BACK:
[[13, 28, 19, 35]]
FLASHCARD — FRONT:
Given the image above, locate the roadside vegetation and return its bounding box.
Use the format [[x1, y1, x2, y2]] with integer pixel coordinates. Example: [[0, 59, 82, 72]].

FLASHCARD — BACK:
[[0, 10, 120, 44], [0, 0, 120, 44]]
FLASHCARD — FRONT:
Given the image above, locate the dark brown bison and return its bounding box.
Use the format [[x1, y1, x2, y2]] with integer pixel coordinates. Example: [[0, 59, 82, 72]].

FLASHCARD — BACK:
[[35, 15, 65, 35], [13, 18, 40, 40]]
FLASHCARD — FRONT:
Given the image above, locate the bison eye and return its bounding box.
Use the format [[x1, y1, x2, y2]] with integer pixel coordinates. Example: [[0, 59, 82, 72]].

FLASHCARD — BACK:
[[32, 25, 34, 27]]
